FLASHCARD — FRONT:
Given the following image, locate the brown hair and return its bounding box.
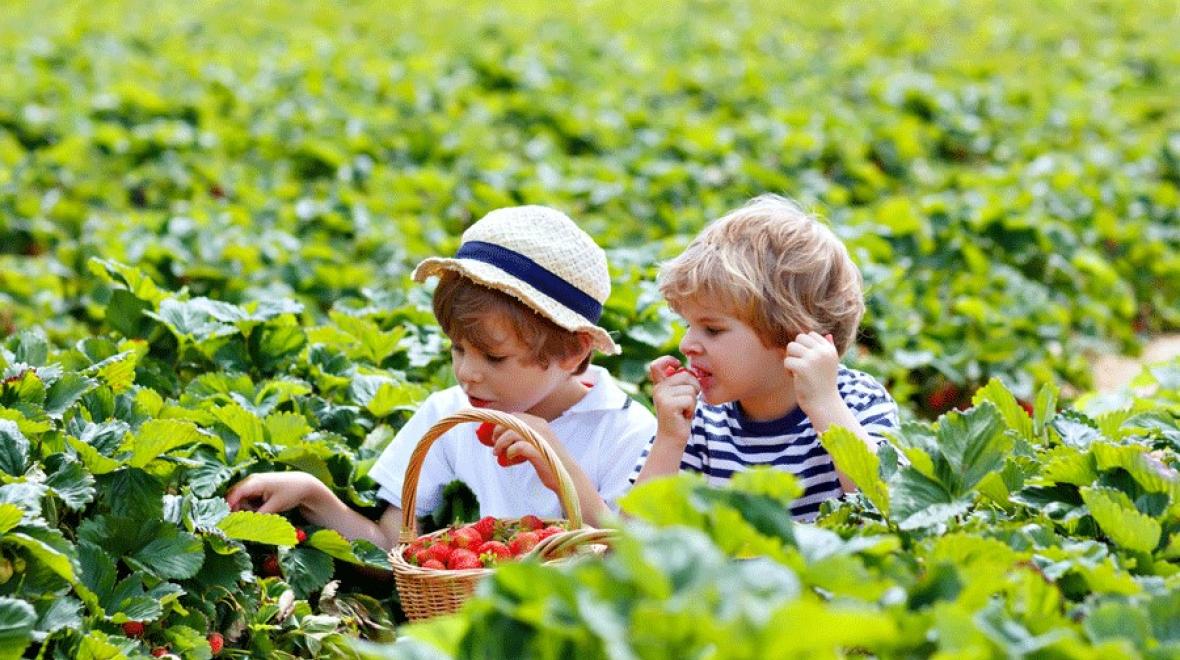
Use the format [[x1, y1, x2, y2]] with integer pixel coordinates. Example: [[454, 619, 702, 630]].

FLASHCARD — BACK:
[[432, 272, 592, 374], [658, 194, 865, 354]]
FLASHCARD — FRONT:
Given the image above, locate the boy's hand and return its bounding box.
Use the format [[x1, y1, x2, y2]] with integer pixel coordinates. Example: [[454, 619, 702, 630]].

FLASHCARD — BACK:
[[486, 414, 563, 491], [784, 332, 840, 415], [226, 472, 326, 515], [648, 355, 700, 442]]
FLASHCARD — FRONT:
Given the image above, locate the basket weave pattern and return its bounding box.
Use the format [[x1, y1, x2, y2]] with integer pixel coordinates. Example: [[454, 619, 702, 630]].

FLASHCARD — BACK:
[[389, 408, 591, 621]]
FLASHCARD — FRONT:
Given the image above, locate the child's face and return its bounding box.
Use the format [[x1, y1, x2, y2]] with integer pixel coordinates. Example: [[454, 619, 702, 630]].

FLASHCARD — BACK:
[[448, 313, 578, 419], [676, 300, 793, 420]]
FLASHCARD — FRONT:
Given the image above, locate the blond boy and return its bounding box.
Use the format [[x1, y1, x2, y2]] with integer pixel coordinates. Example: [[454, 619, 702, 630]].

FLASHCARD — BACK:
[[631, 194, 899, 521], [226, 206, 655, 548]]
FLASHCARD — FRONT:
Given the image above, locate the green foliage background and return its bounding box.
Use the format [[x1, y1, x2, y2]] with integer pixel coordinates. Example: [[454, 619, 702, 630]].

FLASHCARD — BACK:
[[0, 0, 1179, 657]]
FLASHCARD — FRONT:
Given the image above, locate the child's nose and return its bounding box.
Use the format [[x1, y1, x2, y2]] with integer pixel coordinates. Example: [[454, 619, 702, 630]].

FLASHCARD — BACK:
[[679, 333, 702, 356], [455, 359, 482, 384]]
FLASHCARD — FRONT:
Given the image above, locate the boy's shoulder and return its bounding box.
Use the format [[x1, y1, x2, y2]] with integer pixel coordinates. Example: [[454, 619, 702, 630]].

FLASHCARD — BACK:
[[565, 366, 655, 421], [835, 365, 897, 408]]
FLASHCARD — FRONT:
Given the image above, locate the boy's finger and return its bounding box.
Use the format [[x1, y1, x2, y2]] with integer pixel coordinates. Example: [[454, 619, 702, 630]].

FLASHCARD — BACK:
[[649, 356, 681, 384], [824, 333, 834, 345]]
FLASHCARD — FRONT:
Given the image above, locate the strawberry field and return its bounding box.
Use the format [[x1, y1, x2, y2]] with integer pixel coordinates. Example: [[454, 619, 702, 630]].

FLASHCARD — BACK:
[[1, 0, 1179, 657]]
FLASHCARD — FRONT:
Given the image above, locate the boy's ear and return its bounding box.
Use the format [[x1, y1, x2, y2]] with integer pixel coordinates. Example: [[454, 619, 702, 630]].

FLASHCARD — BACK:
[[557, 333, 594, 372]]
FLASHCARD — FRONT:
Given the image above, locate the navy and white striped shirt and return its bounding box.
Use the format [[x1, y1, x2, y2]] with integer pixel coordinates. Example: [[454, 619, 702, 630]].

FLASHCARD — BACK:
[[632, 366, 899, 522]]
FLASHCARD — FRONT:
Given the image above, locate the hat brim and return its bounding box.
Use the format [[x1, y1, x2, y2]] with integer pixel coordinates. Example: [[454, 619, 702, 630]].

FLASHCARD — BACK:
[[413, 257, 621, 355]]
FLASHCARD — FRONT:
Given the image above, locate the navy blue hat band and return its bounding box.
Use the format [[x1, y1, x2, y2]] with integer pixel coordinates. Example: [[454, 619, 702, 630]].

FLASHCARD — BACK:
[[455, 241, 603, 323]]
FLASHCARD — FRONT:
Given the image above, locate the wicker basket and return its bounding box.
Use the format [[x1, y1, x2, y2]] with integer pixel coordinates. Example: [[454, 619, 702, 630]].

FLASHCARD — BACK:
[[389, 408, 607, 621]]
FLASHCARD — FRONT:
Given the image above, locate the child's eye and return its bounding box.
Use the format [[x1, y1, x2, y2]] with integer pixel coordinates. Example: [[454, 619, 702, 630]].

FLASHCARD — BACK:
[[486, 355, 507, 364], [704, 327, 723, 336]]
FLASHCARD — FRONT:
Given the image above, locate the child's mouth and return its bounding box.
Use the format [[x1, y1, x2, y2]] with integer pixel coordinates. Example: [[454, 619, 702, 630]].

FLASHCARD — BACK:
[[468, 396, 491, 408]]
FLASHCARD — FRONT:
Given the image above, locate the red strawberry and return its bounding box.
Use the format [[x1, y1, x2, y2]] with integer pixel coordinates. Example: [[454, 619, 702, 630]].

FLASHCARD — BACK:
[[412, 545, 432, 565], [447, 548, 483, 570], [402, 542, 423, 562], [451, 526, 483, 550], [208, 632, 224, 655], [1018, 400, 1034, 416], [122, 621, 145, 637], [422, 559, 446, 569], [151, 648, 169, 658], [261, 554, 281, 577], [497, 451, 526, 467], [472, 516, 498, 542], [426, 542, 453, 564], [926, 383, 961, 412], [477, 541, 512, 562], [295, 528, 307, 544], [509, 531, 541, 555], [538, 525, 565, 540], [518, 515, 545, 531], [476, 422, 495, 447]]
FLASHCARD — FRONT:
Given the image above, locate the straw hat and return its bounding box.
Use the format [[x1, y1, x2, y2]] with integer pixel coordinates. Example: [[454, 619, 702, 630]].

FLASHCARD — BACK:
[[413, 206, 620, 355]]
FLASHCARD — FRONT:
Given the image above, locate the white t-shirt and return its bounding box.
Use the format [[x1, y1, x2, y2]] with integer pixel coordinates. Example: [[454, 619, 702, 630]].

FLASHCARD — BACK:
[[367, 365, 656, 518]]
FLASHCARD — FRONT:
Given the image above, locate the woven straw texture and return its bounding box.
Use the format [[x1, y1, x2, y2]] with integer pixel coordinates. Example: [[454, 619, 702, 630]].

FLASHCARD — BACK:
[[389, 408, 609, 621], [412, 206, 619, 354]]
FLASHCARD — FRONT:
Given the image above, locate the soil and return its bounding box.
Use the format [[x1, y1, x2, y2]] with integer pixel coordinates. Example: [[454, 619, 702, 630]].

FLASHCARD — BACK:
[[1091, 334, 1180, 393]]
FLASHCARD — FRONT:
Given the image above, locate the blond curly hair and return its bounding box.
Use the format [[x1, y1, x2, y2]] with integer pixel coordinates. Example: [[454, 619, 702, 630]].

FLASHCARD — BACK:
[[658, 194, 865, 355]]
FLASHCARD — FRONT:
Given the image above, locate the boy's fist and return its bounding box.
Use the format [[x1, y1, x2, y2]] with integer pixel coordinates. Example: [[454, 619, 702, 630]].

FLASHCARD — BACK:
[[649, 356, 701, 440], [784, 332, 839, 414]]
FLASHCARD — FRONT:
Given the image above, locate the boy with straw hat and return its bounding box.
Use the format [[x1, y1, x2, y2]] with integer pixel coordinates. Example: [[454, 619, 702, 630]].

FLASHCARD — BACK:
[[226, 206, 655, 549]]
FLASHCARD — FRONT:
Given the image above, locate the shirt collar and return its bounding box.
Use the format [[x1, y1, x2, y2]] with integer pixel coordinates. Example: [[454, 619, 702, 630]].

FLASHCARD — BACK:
[[558, 365, 630, 415]]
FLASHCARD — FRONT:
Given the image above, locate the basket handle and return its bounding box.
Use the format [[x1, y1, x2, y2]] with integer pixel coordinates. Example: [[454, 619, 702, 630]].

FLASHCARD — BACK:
[[526, 527, 618, 561], [398, 408, 584, 543]]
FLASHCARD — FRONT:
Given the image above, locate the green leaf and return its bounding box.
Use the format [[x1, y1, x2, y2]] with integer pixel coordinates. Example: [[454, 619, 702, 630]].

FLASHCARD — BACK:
[[364, 381, 427, 418], [44, 373, 99, 418], [44, 457, 97, 511], [0, 504, 22, 534], [105, 288, 153, 338], [0, 420, 29, 476], [1080, 487, 1161, 554], [1032, 383, 1058, 437], [971, 378, 1033, 440], [619, 474, 709, 529], [935, 404, 1011, 493], [66, 437, 121, 475], [306, 530, 359, 563], [282, 546, 334, 599], [890, 467, 956, 523], [5, 532, 77, 585], [0, 597, 36, 660], [99, 469, 164, 520], [263, 411, 313, 446], [1084, 601, 1151, 646], [819, 426, 889, 516], [216, 511, 298, 546], [211, 403, 266, 461], [128, 418, 207, 468], [130, 532, 205, 580], [34, 596, 83, 639]]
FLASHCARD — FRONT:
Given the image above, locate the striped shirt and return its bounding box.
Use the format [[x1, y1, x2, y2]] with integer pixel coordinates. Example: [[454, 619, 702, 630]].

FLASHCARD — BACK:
[[632, 366, 899, 522]]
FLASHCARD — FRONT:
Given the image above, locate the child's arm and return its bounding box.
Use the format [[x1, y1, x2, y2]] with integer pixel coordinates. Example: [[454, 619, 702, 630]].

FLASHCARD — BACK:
[[226, 472, 402, 549], [785, 331, 878, 493], [634, 355, 701, 484]]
